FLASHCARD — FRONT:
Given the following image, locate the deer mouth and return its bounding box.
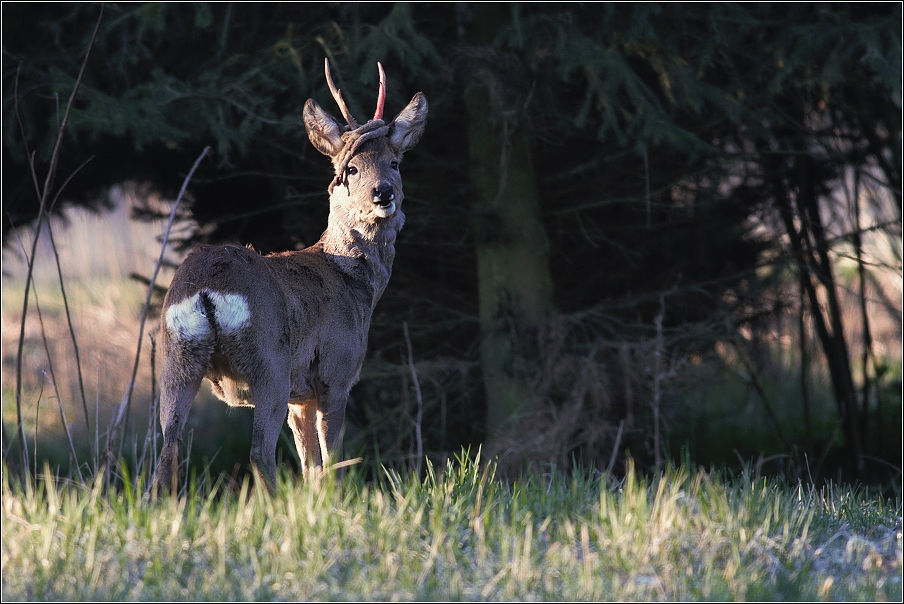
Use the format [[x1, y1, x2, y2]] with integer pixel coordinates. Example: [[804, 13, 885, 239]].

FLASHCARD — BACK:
[[373, 201, 396, 218]]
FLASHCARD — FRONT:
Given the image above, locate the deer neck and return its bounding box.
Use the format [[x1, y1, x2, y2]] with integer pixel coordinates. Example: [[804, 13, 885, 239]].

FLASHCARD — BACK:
[[319, 204, 405, 303]]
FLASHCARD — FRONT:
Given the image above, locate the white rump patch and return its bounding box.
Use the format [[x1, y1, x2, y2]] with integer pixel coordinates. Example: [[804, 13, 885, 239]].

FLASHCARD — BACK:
[[207, 291, 251, 332], [165, 290, 250, 339], [165, 293, 209, 340]]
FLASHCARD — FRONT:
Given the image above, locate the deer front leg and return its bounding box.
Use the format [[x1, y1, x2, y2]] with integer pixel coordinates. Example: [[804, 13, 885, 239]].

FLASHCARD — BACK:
[[316, 392, 348, 476], [287, 399, 321, 479]]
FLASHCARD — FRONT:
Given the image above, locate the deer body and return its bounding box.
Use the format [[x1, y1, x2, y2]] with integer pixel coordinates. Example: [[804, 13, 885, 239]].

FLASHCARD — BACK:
[[153, 62, 427, 492]]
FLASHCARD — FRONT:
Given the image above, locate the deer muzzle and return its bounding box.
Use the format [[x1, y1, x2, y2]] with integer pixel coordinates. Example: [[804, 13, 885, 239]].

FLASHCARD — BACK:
[[372, 186, 396, 217]]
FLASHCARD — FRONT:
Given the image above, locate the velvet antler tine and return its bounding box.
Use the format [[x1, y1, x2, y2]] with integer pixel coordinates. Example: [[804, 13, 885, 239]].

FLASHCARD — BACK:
[[373, 62, 386, 121], [324, 58, 358, 129]]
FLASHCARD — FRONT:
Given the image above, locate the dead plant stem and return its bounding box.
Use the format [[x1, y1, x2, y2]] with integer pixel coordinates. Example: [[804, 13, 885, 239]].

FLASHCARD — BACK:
[[607, 419, 625, 475], [106, 145, 211, 468], [652, 294, 664, 473], [30, 273, 84, 482], [33, 382, 43, 479], [45, 211, 95, 469], [12, 4, 104, 478], [404, 321, 424, 474], [137, 332, 159, 479]]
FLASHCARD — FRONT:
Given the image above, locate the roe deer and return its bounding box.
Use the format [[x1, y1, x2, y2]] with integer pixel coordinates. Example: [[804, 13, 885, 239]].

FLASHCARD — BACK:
[[152, 60, 427, 492]]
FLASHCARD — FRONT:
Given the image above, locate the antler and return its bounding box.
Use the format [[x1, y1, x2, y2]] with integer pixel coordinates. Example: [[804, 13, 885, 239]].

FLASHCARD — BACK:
[[324, 58, 358, 130], [373, 62, 386, 121], [324, 59, 388, 128]]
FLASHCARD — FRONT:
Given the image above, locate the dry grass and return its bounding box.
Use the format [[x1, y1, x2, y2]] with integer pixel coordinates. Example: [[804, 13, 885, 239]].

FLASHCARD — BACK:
[[1, 188, 182, 467]]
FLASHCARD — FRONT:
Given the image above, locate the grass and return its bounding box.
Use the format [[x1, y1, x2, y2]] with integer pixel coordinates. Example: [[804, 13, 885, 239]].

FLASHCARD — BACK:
[[2, 453, 901, 601]]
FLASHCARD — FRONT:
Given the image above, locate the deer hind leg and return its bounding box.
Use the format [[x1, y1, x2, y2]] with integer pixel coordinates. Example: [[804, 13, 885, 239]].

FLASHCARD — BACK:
[[153, 291, 220, 495], [152, 341, 210, 495], [248, 376, 290, 490], [287, 400, 321, 479]]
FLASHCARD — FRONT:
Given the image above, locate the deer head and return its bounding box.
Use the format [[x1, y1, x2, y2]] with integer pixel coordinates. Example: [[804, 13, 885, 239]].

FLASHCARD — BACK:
[[303, 59, 428, 224]]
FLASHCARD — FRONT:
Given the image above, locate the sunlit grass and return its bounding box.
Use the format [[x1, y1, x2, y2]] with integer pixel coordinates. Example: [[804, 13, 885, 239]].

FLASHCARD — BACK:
[[2, 454, 900, 601]]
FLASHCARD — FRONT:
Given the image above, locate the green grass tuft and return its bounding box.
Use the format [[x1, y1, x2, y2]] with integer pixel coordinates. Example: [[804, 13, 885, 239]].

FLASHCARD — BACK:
[[2, 454, 901, 600]]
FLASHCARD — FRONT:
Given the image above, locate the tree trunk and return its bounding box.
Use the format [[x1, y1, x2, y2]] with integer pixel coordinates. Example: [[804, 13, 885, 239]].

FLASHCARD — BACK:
[[772, 154, 865, 480], [460, 3, 554, 437]]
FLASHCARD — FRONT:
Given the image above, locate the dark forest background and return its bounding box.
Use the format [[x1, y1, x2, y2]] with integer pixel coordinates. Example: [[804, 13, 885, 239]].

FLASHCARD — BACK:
[[3, 2, 901, 488]]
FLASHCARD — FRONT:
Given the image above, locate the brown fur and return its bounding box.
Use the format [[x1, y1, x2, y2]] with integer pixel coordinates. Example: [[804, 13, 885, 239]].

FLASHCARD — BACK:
[[152, 66, 427, 493]]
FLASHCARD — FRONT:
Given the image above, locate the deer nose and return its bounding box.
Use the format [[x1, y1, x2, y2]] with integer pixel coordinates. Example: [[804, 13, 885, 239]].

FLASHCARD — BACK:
[[372, 185, 395, 205]]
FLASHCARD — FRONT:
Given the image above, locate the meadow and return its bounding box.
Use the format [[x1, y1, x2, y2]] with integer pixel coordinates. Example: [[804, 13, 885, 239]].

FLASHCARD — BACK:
[[2, 454, 901, 601]]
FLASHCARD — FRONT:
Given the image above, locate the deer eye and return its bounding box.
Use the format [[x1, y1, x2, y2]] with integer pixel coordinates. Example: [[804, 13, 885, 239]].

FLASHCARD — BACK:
[[390, 160, 399, 170], [347, 166, 358, 176]]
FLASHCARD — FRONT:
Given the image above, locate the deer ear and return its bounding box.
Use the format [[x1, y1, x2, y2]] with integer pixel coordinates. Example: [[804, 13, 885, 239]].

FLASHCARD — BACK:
[[303, 98, 345, 158], [388, 92, 428, 155]]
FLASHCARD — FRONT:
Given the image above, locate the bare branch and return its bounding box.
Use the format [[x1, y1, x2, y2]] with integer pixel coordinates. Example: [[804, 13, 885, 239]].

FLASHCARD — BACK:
[[404, 321, 424, 475], [606, 420, 625, 475], [44, 157, 96, 467], [12, 2, 104, 479], [105, 145, 211, 470], [30, 267, 84, 482]]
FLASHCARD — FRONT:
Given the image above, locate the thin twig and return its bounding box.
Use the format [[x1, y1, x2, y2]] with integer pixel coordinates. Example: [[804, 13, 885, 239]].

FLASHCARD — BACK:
[[851, 170, 877, 456], [14, 149, 95, 475], [12, 3, 104, 478], [403, 321, 424, 475], [44, 371, 85, 483], [181, 429, 195, 498], [651, 294, 665, 474], [33, 382, 44, 479], [733, 346, 791, 451], [606, 419, 625, 475], [105, 146, 211, 469], [798, 273, 813, 450], [137, 332, 158, 479], [44, 169, 95, 465], [94, 369, 100, 475], [28, 270, 85, 482], [1, 423, 20, 483], [643, 145, 651, 229]]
